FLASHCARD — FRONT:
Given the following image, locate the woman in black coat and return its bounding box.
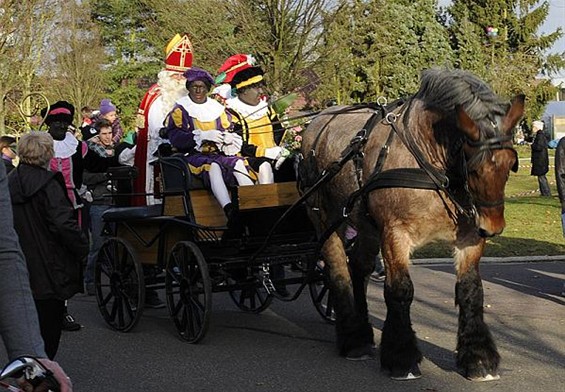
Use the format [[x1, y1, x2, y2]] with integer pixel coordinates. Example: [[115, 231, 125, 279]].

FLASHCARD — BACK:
[[8, 131, 89, 359], [530, 120, 551, 197]]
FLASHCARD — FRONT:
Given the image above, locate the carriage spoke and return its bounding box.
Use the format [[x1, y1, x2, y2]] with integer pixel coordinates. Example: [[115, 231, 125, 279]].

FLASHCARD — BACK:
[[120, 248, 129, 268], [117, 295, 125, 327], [189, 300, 202, 330], [121, 291, 137, 315], [166, 242, 210, 342], [324, 294, 334, 318], [315, 285, 328, 303], [101, 291, 114, 307], [166, 265, 181, 285], [189, 296, 205, 313], [109, 296, 119, 321], [173, 299, 183, 317], [184, 304, 195, 338], [249, 290, 257, 309], [122, 263, 135, 278]]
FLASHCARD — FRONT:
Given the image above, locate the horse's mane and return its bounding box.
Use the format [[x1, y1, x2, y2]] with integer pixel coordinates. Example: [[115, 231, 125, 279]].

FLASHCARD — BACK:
[[414, 68, 509, 123]]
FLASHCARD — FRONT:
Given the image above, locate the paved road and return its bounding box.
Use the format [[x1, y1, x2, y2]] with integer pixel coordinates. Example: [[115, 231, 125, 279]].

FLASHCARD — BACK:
[[2, 260, 564, 391]]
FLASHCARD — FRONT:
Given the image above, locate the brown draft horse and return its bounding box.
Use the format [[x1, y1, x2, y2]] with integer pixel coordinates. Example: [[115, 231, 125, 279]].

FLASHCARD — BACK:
[[298, 69, 524, 381]]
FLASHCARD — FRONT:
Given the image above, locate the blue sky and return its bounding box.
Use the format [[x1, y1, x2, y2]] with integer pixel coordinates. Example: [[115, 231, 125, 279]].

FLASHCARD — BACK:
[[540, 0, 565, 54], [438, 0, 565, 54]]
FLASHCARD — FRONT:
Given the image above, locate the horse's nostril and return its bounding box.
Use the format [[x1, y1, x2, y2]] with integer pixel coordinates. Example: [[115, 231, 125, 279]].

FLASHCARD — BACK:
[[478, 228, 493, 238], [478, 227, 503, 238]]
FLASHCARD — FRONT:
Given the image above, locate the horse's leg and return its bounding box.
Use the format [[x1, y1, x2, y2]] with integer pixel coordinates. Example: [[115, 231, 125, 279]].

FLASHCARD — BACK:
[[347, 217, 380, 338], [380, 230, 422, 380], [454, 241, 500, 381], [322, 232, 374, 359]]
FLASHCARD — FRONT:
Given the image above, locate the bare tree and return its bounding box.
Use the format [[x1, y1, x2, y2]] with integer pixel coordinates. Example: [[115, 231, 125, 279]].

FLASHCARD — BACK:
[[46, 0, 107, 120], [0, 0, 59, 134], [144, 0, 334, 95]]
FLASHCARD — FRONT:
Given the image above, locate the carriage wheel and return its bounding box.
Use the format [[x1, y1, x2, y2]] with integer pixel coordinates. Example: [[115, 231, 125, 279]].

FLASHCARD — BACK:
[[165, 241, 211, 343], [95, 237, 145, 332], [309, 260, 336, 324], [228, 272, 273, 313]]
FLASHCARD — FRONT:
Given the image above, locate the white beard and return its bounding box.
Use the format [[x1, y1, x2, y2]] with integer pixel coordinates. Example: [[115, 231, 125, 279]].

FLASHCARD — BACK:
[[158, 70, 188, 117]]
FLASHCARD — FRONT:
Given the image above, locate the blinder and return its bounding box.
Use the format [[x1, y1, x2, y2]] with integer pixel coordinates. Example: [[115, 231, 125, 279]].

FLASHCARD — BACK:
[[463, 133, 517, 211], [465, 135, 517, 173]]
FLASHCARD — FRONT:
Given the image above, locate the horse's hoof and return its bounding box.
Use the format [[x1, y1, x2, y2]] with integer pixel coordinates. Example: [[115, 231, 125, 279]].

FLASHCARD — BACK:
[[345, 345, 376, 361], [468, 373, 500, 382], [390, 364, 422, 381]]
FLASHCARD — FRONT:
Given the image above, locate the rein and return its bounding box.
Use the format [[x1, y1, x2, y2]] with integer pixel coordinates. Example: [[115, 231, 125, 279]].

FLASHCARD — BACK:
[[249, 102, 393, 263], [250, 99, 515, 264], [306, 100, 517, 232]]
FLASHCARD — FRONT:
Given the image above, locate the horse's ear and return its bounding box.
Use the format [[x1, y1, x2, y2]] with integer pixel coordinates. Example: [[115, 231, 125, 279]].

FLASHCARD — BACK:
[[501, 94, 525, 133], [456, 105, 480, 142]]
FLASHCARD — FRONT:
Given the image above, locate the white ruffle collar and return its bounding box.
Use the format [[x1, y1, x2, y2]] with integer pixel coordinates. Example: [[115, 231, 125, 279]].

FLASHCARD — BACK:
[[53, 132, 79, 159], [176, 96, 225, 122], [227, 97, 268, 120]]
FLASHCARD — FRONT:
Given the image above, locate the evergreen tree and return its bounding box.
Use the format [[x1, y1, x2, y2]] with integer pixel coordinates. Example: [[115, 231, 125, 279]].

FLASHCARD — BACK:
[[315, 0, 453, 105], [89, 0, 160, 130], [447, 0, 564, 122]]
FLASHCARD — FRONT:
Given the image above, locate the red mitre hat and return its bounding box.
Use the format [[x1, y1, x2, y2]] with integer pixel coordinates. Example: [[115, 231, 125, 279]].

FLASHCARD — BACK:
[[164, 33, 194, 72], [216, 54, 257, 84]]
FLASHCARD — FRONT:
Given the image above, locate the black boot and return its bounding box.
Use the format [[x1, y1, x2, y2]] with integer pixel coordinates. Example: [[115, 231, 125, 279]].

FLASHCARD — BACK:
[[222, 203, 241, 240], [223, 203, 236, 224]]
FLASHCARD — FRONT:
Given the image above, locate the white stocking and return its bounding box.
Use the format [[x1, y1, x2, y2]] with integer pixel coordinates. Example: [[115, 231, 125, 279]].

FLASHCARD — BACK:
[[258, 161, 274, 184], [233, 160, 254, 186], [208, 162, 231, 207]]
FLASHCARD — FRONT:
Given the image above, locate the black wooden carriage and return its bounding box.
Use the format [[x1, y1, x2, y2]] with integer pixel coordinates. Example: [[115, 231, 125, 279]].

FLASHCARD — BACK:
[[93, 157, 335, 342]]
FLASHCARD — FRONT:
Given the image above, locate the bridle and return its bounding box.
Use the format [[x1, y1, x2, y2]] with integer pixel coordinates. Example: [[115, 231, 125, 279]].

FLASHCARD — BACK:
[[462, 124, 518, 210]]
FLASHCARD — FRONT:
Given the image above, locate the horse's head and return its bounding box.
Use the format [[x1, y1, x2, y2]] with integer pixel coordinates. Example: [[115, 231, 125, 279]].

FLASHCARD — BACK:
[[457, 94, 525, 237]]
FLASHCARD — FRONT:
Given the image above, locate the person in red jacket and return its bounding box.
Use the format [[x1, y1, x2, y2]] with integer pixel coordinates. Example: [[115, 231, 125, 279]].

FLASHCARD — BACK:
[[133, 33, 193, 205]]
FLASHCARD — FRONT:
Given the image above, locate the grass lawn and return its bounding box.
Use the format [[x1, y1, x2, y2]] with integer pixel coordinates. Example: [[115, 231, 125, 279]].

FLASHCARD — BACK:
[[413, 145, 565, 258]]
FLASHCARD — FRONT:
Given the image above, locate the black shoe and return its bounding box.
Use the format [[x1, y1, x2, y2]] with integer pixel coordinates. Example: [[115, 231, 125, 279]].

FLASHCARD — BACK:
[[223, 203, 243, 240], [85, 282, 95, 296], [62, 313, 81, 331], [144, 290, 165, 309], [370, 270, 385, 283]]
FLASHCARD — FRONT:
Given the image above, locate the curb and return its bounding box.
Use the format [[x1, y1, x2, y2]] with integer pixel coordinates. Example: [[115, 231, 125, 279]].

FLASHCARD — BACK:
[[412, 255, 565, 265]]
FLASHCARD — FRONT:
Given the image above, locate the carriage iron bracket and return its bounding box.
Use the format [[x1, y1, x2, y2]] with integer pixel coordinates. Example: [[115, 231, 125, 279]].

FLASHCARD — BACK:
[[260, 263, 276, 294]]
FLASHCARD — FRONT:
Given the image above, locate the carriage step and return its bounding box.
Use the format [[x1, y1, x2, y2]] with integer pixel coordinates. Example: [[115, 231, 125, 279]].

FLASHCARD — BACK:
[[102, 205, 162, 222]]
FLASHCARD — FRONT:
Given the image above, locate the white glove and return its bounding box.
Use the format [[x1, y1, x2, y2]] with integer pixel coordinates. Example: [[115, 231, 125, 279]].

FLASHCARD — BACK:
[[119, 145, 136, 166], [275, 156, 287, 170], [274, 148, 291, 170], [221, 132, 243, 156], [223, 131, 241, 146], [193, 129, 224, 151], [200, 129, 224, 144], [264, 146, 283, 160]]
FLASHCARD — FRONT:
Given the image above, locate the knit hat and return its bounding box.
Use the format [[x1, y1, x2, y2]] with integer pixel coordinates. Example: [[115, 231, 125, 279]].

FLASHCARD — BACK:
[[183, 67, 214, 86], [100, 99, 116, 115], [230, 66, 264, 90], [40, 101, 75, 126], [81, 125, 98, 141], [216, 54, 257, 84], [165, 33, 194, 72], [532, 120, 544, 131]]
